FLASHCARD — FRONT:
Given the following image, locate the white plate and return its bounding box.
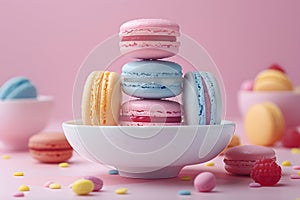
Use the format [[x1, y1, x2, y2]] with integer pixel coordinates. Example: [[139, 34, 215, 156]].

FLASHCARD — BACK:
[[63, 120, 235, 179]]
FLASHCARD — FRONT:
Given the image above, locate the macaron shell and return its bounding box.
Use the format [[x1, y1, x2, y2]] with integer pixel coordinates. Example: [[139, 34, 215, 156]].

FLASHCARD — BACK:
[[99, 71, 121, 126], [121, 60, 182, 98], [224, 145, 276, 175], [254, 69, 293, 91], [0, 77, 37, 100], [28, 132, 73, 163], [245, 102, 285, 146]]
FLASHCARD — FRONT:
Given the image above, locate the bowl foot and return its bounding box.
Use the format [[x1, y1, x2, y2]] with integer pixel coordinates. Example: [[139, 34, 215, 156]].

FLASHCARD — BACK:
[[118, 166, 182, 179]]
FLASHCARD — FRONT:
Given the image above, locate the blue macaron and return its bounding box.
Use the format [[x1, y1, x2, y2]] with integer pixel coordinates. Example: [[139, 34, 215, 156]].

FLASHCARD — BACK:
[[0, 77, 37, 100], [121, 60, 183, 99], [183, 71, 222, 125]]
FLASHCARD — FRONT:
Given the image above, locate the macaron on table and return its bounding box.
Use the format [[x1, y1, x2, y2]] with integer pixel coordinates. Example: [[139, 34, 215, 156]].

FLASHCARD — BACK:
[[63, 18, 235, 179]]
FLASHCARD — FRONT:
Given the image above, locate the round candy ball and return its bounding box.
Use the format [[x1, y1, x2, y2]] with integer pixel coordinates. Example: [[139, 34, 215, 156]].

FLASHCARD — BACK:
[[83, 176, 103, 192], [194, 172, 216, 192]]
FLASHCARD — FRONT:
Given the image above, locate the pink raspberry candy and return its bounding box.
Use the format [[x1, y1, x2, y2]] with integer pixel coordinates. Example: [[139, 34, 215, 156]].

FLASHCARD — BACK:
[[250, 159, 281, 186]]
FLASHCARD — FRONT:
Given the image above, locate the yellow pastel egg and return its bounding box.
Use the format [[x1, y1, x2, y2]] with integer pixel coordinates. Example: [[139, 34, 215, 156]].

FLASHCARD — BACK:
[[72, 179, 94, 195]]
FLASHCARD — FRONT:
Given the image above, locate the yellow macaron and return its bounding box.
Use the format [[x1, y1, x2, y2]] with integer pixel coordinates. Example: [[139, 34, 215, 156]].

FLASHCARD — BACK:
[[244, 102, 285, 146], [253, 69, 293, 91], [82, 71, 121, 126]]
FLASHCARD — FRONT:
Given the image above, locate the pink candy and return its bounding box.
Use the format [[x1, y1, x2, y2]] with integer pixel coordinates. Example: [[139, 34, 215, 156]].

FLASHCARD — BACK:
[[240, 80, 254, 91], [193, 172, 216, 192], [83, 176, 103, 192]]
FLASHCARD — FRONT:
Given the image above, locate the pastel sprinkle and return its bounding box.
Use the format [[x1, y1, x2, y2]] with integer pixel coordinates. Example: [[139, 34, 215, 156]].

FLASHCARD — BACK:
[[282, 160, 292, 166], [291, 148, 300, 154], [290, 174, 300, 179], [205, 162, 215, 167], [13, 192, 24, 197], [180, 176, 192, 181], [18, 185, 30, 191], [293, 165, 300, 170], [44, 181, 54, 188], [2, 154, 11, 159], [13, 172, 24, 176], [115, 188, 128, 194], [109, 169, 119, 175], [59, 162, 69, 168], [49, 183, 61, 189], [249, 182, 262, 188], [178, 190, 191, 195]]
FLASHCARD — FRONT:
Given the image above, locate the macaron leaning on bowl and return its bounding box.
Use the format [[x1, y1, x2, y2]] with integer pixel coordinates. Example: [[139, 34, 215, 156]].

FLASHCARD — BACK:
[[0, 77, 53, 151]]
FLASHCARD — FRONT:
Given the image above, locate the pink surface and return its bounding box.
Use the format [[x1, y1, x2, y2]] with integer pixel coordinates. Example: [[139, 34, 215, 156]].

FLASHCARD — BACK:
[[1, 119, 300, 199], [1, 0, 300, 121]]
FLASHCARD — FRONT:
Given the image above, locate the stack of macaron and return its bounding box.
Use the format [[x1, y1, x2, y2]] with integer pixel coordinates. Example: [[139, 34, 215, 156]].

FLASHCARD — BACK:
[[81, 18, 223, 126]]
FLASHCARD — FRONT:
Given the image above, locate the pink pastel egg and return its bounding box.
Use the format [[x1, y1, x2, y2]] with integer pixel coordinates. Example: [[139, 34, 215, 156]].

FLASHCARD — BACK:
[[240, 80, 254, 91], [194, 172, 216, 192], [83, 176, 103, 192]]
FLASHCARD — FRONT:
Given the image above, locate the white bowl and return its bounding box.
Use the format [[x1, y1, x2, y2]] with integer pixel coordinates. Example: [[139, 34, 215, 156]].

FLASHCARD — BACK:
[[238, 91, 300, 128], [0, 96, 54, 151], [62, 120, 235, 179]]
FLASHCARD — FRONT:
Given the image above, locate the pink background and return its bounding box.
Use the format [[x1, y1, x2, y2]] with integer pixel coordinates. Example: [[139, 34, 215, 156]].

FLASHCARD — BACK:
[[1, 0, 300, 123]]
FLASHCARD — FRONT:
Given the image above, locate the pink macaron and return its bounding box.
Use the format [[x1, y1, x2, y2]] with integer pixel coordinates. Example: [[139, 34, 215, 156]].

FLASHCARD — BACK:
[[119, 99, 182, 126], [119, 18, 180, 59], [223, 145, 276, 175]]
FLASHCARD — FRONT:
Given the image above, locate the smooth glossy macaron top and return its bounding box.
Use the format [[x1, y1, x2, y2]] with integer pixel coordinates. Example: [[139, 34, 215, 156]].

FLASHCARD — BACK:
[[121, 60, 183, 99], [119, 18, 180, 59], [0, 77, 37, 100], [183, 71, 222, 125], [120, 99, 182, 126]]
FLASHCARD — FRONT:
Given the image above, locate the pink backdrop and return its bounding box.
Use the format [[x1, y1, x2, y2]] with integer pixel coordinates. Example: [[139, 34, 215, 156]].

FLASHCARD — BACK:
[[1, 0, 300, 123]]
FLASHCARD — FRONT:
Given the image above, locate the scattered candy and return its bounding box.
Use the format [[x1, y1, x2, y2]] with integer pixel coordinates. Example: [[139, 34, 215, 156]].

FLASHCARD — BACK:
[[13, 192, 24, 197], [109, 169, 119, 175], [298, 171, 300, 176], [251, 159, 281, 186], [71, 179, 94, 195], [293, 165, 300, 170], [240, 80, 254, 91], [83, 176, 103, 192], [2, 154, 11, 159], [249, 182, 262, 188], [291, 148, 300, 154], [59, 162, 69, 168], [180, 176, 191, 181], [115, 188, 128, 195], [205, 162, 215, 167], [290, 174, 300, 179], [44, 181, 54, 188], [178, 190, 191, 195], [281, 160, 292, 166], [194, 172, 216, 192], [49, 183, 61, 189], [13, 172, 24, 176], [18, 185, 30, 191]]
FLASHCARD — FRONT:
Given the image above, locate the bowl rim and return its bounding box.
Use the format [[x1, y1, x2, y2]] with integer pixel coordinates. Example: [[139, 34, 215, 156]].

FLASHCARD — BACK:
[[0, 95, 54, 104]]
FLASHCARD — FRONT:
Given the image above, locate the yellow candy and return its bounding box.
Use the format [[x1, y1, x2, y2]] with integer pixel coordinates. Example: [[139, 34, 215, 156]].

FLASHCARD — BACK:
[[291, 148, 300, 154], [13, 172, 24, 176], [59, 162, 69, 168], [180, 176, 191, 181], [2, 155, 11, 159], [72, 179, 94, 195], [49, 183, 61, 189], [18, 185, 30, 191], [115, 188, 128, 195], [298, 171, 300, 176], [281, 160, 292, 166], [205, 162, 215, 167]]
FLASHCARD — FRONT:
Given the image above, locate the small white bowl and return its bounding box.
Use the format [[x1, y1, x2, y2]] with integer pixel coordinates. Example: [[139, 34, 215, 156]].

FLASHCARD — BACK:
[[0, 96, 54, 151], [62, 120, 235, 179], [238, 91, 300, 128]]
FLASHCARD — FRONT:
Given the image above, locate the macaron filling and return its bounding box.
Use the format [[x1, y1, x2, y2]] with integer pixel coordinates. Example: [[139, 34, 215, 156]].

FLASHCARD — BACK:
[[121, 35, 177, 42], [119, 116, 182, 123]]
